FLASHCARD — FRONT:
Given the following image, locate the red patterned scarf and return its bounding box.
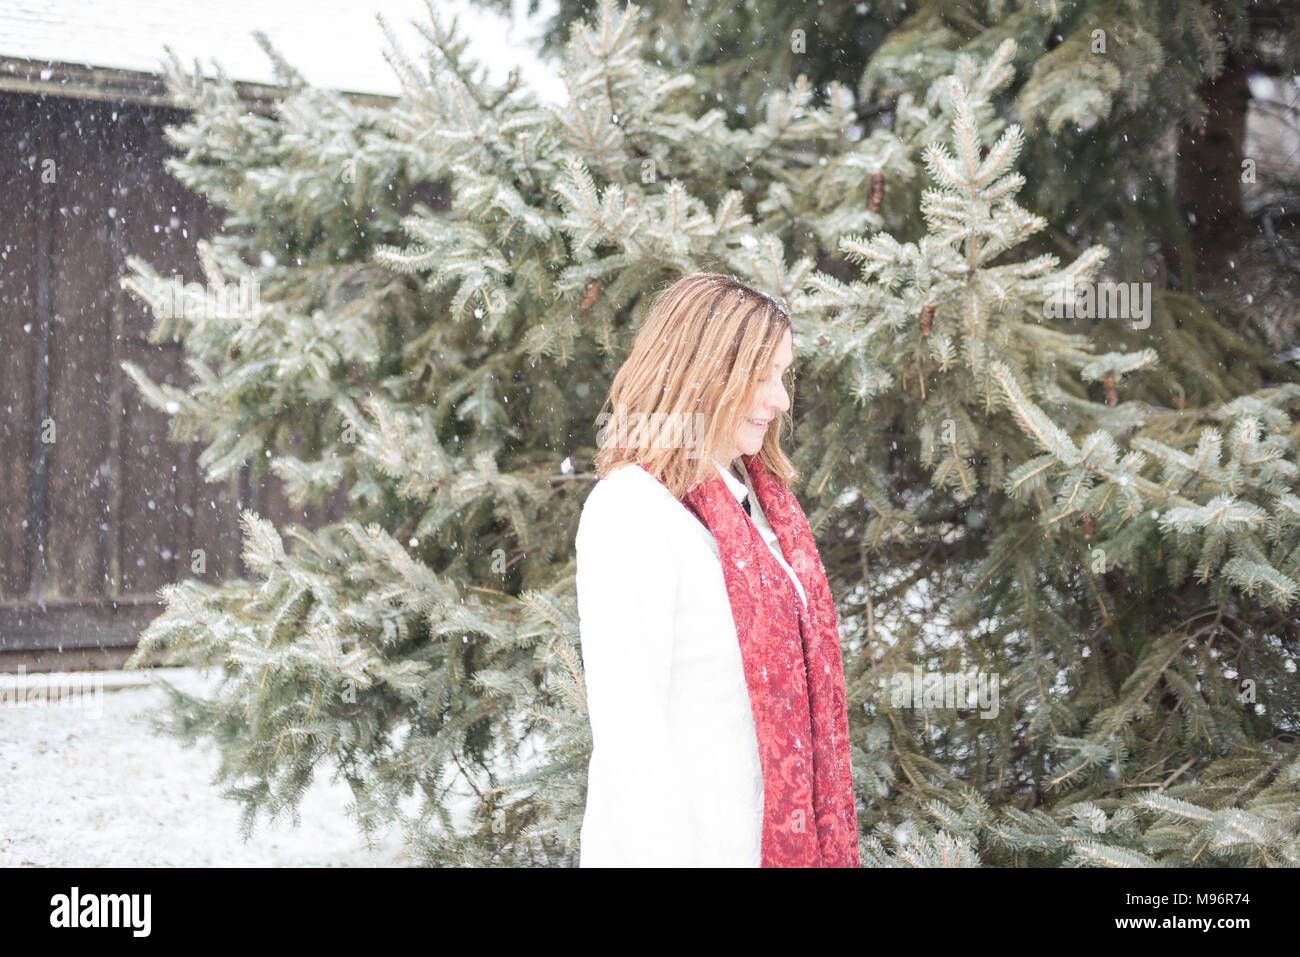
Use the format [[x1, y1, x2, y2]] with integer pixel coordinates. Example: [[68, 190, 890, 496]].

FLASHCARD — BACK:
[[680, 453, 860, 867]]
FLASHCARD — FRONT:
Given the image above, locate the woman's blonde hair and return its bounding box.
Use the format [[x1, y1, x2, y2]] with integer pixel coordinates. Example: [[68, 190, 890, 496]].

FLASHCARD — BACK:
[[592, 272, 798, 499]]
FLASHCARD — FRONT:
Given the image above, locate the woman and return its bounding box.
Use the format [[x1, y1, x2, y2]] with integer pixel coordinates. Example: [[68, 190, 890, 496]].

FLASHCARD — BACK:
[[575, 272, 859, 868]]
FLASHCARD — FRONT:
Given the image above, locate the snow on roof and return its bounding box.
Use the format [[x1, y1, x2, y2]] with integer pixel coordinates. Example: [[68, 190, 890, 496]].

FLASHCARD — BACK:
[[0, 0, 563, 100]]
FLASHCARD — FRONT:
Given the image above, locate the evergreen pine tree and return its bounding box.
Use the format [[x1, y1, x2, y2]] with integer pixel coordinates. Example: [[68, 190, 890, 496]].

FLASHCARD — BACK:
[[503, 0, 1300, 353], [123, 0, 1300, 865]]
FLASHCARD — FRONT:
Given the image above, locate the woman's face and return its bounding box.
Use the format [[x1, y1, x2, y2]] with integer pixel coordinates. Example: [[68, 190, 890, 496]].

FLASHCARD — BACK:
[[718, 326, 793, 463]]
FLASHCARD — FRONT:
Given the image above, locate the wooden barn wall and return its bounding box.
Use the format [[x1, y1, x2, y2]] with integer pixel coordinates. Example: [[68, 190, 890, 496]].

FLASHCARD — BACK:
[[0, 88, 437, 662]]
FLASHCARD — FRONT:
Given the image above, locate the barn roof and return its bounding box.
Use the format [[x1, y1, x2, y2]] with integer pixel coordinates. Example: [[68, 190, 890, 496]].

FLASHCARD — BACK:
[[0, 0, 557, 105]]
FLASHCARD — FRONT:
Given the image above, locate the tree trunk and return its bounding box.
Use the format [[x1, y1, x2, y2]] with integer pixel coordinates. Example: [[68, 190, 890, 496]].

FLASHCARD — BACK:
[[1173, 52, 1252, 284]]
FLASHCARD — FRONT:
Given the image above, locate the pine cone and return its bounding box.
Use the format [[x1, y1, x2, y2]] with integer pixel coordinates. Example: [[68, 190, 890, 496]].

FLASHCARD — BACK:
[[580, 280, 599, 310], [868, 172, 885, 213], [1104, 373, 1117, 406], [919, 303, 934, 336], [1082, 514, 1095, 540]]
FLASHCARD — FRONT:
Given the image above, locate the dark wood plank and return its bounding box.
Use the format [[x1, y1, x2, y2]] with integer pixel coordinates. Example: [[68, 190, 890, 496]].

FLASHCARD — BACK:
[[43, 97, 117, 599], [0, 93, 39, 599]]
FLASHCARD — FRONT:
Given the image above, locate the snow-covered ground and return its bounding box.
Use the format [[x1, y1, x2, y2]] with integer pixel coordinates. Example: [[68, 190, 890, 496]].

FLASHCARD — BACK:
[[0, 667, 418, 867]]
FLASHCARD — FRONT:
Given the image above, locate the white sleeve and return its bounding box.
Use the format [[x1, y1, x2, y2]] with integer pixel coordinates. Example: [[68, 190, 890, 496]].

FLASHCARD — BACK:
[[575, 478, 694, 866]]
